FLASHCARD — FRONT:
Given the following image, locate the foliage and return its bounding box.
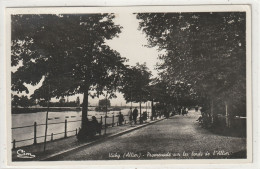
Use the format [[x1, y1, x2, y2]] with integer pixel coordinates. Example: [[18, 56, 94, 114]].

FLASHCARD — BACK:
[[11, 14, 126, 127], [11, 95, 35, 108], [98, 98, 111, 108], [38, 100, 79, 107], [137, 12, 246, 116], [120, 63, 152, 103]]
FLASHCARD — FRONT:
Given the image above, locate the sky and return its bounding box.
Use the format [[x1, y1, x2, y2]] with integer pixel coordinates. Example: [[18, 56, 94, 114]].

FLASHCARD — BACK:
[[15, 13, 161, 106]]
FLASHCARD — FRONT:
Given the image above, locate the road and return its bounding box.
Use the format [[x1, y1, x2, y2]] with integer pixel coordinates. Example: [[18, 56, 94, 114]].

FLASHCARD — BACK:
[[52, 110, 246, 160]]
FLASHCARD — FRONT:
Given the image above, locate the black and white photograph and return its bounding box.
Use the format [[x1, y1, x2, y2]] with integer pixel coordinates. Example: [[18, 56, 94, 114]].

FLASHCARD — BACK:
[[4, 5, 252, 164]]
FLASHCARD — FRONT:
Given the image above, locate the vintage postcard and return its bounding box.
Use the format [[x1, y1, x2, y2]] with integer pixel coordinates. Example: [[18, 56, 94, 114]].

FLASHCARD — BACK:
[[5, 5, 251, 166]]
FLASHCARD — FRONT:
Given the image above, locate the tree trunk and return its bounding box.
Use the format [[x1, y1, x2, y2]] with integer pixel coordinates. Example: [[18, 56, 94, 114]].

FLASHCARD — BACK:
[[225, 102, 229, 128], [81, 90, 89, 128], [151, 99, 154, 120], [139, 102, 142, 123], [210, 98, 214, 124]]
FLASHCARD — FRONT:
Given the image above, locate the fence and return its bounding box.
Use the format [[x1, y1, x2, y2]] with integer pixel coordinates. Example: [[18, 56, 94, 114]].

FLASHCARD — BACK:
[[12, 112, 151, 149]]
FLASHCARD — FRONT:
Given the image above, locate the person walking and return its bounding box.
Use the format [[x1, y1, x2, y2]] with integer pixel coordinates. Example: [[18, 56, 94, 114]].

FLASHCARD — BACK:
[[133, 107, 138, 124], [128, 107, 133, 126]]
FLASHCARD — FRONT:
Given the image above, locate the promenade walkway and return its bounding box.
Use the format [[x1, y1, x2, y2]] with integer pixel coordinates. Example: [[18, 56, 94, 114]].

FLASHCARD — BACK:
[[50, 110, 246, 160], [12, 109, 246, 161]]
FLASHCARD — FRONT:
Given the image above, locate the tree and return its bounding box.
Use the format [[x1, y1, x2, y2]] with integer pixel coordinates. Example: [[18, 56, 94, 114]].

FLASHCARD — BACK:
[[148, 78, 197, 117], [120, 63, 152, 117], [59, 97, 66, 107], [19, 95, 31, 108], [137, 12, 246, 119], [98, 98, 111, 108], [11, 94, 20, 108], [11, 14, 126, 128]]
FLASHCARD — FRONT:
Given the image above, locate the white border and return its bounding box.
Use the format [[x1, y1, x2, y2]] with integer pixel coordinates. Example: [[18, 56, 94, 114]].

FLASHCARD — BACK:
[[0, 1, 259, 169]]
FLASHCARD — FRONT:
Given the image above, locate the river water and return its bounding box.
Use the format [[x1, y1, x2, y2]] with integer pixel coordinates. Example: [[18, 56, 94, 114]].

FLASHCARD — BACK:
[[12, 108, 151, 148]]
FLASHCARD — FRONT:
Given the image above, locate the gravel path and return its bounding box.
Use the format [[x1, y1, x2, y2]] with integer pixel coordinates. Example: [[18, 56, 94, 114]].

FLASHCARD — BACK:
[[53, 110, 246, 160]]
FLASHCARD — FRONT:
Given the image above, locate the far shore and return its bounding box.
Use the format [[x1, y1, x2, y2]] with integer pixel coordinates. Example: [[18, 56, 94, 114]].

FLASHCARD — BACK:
[[11, 106, 151, 114], [11, 107, 83, 114]]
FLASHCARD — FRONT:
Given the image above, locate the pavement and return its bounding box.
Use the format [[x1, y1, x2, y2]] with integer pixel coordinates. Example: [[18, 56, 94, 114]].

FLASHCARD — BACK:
[[12, 116, 163, 161], [48, 110, 246, 160]]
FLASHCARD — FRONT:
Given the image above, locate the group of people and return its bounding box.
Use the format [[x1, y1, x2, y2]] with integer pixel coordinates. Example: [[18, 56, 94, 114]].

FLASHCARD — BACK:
[[128, 107, 138, 126], [177, 107, 189, 116], [127, 107, 149, 126]]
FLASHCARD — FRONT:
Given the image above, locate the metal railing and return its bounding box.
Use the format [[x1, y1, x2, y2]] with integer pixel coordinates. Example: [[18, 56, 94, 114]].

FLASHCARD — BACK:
[[11, 112, 151, 149]]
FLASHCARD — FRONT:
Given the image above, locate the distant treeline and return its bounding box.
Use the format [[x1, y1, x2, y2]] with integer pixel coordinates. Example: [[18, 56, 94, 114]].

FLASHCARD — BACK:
[[38, 101, 79, 107], [12, 95, 81, 109]]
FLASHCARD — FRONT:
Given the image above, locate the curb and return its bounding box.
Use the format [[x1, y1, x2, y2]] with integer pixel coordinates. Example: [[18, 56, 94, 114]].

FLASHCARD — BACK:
[[41, 118, 165, 161]]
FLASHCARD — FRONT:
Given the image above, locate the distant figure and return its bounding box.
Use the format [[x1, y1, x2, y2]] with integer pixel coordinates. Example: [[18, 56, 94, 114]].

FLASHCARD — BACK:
[[195, 105, 199, 112], [196, 116, 203, 124], [164, 109, 169, 118], [142, 111, 147, 122], [128, 107, 133, 126], [178, 107, 182, 115], [185, 108, 189, 116], [118, 111, 124, 126], [133, 107, 138, 124], [92, 116, 101, 135], [152, 107, 156, 120], [181, 107, 185, 116]]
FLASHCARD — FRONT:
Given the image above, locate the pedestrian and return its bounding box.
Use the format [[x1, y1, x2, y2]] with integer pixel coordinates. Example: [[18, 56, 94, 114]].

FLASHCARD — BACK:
[[128, 107, 133, 126], [118, 111, 124, 126], [178, 106, 181, 115], [133, 107, 138, 124], [164, 108, 169, 118], [195, 105, 199, 112], [185, 107, 189, 116], [181, 107, 185, 116], [152, 107, 156, 120], [91, 116, 100, 134], [143, 111, 147, 122]]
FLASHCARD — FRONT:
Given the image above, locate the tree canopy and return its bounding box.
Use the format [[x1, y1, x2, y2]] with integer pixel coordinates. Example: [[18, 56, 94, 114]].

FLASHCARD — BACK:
[[11, 14, 127, 127], [120, 63, 152, 104], [98, 98, 111, 108], [137, 12, 246, 116]]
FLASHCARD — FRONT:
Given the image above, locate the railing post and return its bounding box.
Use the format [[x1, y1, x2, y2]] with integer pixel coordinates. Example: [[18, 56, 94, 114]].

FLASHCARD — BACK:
[[125, 120, 126, 124], [33, 122, 37, 145], [105, 115, 107, 128], [112, 115, 114, 127], [100, 116, 103, 125], [51, 133, 53, 141], [76, 128, 78, 135], [64, 119, 67, 138], [104, 115, 107, 135], [13, 139, 16, 149]]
